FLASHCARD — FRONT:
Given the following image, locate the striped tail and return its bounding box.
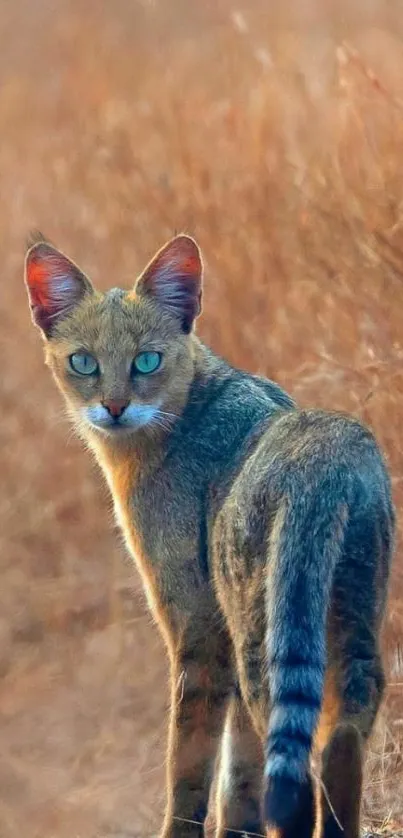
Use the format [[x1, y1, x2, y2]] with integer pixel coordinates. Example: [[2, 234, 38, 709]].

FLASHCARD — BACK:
[[263, 489, 347, 829]]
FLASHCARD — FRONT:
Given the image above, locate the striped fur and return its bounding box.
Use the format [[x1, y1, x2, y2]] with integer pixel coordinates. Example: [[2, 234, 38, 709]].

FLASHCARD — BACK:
[[263, 492, 346, 825]]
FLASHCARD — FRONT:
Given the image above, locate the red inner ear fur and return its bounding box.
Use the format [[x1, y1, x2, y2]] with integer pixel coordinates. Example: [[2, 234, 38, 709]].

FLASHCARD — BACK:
[[26, 256, 56, 308], [25, 244, 91, 335], [137, 235, 203, 332], [154, 239, 201, 281]]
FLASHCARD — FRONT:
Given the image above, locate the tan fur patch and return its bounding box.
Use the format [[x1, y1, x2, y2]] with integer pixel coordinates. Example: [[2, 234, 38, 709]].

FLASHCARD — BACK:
[[314, 666, 341, 753]]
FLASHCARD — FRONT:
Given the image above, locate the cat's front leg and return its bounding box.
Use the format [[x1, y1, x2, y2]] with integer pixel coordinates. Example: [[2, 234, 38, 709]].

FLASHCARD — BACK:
[[161, 625, 232, 838]]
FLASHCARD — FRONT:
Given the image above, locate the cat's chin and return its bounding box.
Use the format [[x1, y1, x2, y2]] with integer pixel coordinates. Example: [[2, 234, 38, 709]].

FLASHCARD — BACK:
[[85, 421, 139, 438]]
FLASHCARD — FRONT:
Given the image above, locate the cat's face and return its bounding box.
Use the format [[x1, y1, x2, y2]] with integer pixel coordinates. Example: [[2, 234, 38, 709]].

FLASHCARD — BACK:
[[24, 235, 202, 439]]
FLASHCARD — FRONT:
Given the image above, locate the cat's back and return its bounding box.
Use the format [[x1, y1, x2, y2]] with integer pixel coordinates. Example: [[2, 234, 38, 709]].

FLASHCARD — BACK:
[[220, 406, 392, 513], [213, 405, 394, 580]]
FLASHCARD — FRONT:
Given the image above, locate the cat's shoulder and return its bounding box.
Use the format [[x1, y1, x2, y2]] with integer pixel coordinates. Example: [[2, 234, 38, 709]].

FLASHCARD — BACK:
[[225, 366, 296, 413]]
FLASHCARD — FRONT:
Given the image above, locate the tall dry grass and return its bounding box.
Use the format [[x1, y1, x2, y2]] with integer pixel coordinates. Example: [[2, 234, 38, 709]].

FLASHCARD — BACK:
[[0, 1, 403, 835]]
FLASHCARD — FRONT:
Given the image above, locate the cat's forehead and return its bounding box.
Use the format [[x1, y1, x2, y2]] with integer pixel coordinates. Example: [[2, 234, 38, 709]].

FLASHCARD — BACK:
[[54, 285, 176, 350]]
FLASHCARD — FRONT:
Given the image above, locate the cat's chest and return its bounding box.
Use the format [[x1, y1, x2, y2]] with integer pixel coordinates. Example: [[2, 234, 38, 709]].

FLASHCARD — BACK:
[[105, 456, 210, 621], [104, 460, 145, 562]]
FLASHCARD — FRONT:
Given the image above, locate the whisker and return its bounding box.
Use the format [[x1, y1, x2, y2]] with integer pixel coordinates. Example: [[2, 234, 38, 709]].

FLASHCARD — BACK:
[[149, 409, 180, 433], [156, 410, 182, 422], [151, 419, 175, 433]]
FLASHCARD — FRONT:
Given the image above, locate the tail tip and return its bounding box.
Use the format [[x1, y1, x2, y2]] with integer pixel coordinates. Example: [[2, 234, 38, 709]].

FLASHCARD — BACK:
[[264, 775, 311, 829]]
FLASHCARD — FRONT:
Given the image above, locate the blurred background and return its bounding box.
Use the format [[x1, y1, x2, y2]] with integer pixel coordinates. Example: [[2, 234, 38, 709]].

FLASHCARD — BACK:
[[1, 1, 403, 835]]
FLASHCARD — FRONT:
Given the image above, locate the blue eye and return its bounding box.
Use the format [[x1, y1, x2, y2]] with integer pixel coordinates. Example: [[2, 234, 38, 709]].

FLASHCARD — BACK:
[[133, 351, 162, 375], [69, 352, 99, 375]]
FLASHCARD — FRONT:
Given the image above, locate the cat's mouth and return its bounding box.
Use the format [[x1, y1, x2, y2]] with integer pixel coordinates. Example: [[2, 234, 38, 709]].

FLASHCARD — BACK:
[[89, 420, 136, 436], [81, 403, 175, 436]]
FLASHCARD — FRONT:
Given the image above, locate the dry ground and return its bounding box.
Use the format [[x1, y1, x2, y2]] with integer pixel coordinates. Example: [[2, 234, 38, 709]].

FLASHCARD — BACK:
[[0, 1, 403, 836]]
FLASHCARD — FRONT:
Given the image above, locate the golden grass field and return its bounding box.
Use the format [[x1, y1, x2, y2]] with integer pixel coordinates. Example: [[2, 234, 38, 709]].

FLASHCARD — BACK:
[[1, 1, 403, 835]]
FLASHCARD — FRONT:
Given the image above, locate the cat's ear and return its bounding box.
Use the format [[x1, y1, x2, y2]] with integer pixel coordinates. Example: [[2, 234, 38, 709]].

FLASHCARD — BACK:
[[24, 239, 94, 337], [135, 235, 203, 333]]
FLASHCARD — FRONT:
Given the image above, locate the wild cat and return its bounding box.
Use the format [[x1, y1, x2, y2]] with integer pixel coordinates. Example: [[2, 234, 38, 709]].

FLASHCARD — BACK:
[[25, 233, 394, 838]]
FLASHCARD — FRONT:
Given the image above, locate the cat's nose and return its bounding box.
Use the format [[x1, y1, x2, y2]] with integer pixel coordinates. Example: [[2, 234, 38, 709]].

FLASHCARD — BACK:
[[102, 398, 129, 419]]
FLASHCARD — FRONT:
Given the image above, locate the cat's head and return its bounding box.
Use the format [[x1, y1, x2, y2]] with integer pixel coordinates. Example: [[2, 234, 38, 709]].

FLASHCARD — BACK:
[[24, 234, 203, 440]]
